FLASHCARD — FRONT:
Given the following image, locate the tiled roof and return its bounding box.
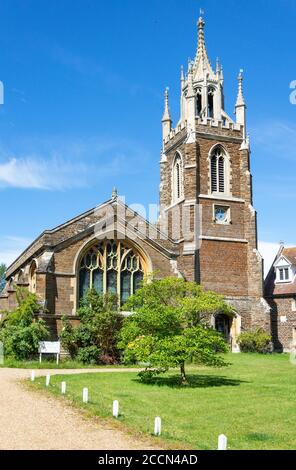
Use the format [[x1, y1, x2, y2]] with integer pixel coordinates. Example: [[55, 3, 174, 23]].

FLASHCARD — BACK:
[[281, 248, 296, 266], [265, 247, 296, 297]]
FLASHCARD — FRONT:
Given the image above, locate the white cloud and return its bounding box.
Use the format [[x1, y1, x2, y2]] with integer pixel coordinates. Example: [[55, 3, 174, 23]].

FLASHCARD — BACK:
[[0, 136, 149, 191], [0, 236, 32, 267], [258, 241, 281, 278], [0, 157, 89, 190]]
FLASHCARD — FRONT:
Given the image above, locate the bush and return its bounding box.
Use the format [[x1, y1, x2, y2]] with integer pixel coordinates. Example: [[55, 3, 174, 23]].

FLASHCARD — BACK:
[[238, 329, 272, 354], [60, 289, 122, 365], [0, 289, 48, 360], [76, 346, 101, 364]]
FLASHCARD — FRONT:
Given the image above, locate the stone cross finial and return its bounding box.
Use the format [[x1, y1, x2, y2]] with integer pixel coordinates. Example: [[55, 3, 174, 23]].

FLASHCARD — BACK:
[[112, 187, 118, 200]]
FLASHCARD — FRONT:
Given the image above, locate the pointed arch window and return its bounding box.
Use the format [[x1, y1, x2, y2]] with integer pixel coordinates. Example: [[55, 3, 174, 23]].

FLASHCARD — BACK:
[[210, 147, 228, 194], [208, 87, 215, 119], [78, 240, 145, 305], [196, 89, 202, 116], [29, 261, 37, 294], [172, 153, 184, 203]]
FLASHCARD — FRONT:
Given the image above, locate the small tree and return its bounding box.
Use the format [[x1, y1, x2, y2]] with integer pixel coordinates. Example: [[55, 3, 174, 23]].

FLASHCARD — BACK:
[[119, 277, 234, 384], [61, 289, 123, 364], [0, 288, 48, 360], [0, 263, 6, 293]]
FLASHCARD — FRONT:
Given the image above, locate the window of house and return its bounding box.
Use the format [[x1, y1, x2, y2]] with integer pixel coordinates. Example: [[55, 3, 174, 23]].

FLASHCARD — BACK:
[[210, 147, 227, 194], [78, 240, 145, 305], [172, 153, 184, 203], [278, 267, 290, 282]]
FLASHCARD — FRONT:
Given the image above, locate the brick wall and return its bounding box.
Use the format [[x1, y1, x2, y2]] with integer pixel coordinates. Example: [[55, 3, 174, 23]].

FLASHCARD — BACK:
[[267, 296, 296, 352]]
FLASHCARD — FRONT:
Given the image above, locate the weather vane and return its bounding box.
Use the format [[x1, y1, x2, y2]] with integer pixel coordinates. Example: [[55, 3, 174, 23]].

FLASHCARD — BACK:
[[200, 8, 205, 17]]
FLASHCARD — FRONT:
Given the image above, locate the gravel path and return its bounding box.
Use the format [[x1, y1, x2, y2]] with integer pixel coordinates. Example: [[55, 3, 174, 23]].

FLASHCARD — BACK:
[[0, 368, 159, 450]]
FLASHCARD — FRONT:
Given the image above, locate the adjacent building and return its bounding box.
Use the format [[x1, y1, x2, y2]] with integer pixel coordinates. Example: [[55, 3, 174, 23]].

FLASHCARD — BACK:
[[265, 246, 296, 352]]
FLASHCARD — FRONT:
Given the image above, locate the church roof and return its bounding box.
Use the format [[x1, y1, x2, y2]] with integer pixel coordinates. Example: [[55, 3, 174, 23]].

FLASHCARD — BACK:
[[6, 198, 179, 279]]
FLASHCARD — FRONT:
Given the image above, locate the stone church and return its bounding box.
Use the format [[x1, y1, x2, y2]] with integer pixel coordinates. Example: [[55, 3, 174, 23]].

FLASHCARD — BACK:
[[0, 15, 270, 349]]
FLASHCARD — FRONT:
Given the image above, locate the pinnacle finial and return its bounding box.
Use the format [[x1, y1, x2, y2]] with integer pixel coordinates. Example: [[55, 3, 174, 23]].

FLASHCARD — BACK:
[[112, 187, 118, 200], [162, 87, 172, 122], [198, 8, 205, 26], [193, 10, 214, 80], [236, 69, 245, 107], [181, 65, 184, 81]]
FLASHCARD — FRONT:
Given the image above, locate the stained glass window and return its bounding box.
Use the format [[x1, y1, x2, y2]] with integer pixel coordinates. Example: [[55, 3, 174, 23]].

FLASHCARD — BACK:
[[78, 240, 145, 305]]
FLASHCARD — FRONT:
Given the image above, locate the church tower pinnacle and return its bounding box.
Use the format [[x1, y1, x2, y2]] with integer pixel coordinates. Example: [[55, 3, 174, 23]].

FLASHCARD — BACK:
[[162, 87, 172, 140], [162, 13, 248, 143], [235, 69, 247, 143]]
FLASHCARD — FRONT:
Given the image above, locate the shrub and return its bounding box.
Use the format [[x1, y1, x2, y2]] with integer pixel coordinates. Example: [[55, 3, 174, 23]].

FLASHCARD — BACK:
[[76, 346, 101, 364], [60, 289, 122, 365], [238, 329, 272, 354], [0, 289, 48, 360]]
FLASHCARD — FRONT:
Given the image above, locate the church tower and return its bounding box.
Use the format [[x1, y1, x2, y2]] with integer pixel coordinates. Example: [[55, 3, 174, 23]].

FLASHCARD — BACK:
[[159, 14, 270, 334]]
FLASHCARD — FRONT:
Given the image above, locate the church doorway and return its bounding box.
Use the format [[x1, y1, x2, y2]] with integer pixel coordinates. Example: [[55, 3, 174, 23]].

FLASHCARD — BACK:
[[215, 314, 232, 342]]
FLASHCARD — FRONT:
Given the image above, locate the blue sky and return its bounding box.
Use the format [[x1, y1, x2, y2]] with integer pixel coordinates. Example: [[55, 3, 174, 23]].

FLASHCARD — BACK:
[[0, 0, 295, 274]]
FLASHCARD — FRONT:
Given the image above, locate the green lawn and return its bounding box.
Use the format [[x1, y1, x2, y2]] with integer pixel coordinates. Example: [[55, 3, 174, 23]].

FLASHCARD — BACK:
[[31, 353, 296, 450], [0, 357, 137, 370]]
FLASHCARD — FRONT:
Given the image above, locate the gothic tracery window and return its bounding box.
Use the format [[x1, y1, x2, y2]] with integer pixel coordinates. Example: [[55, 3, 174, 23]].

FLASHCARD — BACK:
[[78, 240, 145, 305], [196, 89, 202, 116], [208, 87, 215, 118], [210, 147, 227, 194], [172, 153, 184, 203]]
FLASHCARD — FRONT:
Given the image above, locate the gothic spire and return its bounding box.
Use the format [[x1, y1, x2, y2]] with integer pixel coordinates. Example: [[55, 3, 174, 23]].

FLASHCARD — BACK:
[[162, 87, 172, 140], [162, 87, 172, 123], [235, 69, 245, 107], [193, 15, 215, 80]]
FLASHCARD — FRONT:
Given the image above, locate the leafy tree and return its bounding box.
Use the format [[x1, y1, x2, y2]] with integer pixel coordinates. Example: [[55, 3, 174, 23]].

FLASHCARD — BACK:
[[60, 289, 123, 364], [0, 288, 48, 360], [119, 277, 234, 384], [0, 263, 6, 293]]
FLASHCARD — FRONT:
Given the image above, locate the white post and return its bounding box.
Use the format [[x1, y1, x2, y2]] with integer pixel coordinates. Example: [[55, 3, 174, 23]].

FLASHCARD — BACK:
[[83, 387, 88, 404], [113, 400, 119, 418], [218, 434, 227, 450], [31, 371, 35, 382], [154, 417, 162, 436], [56, 353, 59, 365], [39, 353, 42, 364], [61, 382, 66, 395], [45, 374, 50, 387]]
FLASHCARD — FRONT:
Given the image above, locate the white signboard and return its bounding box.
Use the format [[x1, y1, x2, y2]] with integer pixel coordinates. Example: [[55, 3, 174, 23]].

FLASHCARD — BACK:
[[38, 341, 61, 364], [39, 341, 60, 354]]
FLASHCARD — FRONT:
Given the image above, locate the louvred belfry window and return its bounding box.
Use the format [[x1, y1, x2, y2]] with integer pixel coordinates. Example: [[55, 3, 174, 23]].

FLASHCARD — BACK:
[[172, 153, 184, 202], [79, 240, 145, 305], [210, 147, 227, 194]]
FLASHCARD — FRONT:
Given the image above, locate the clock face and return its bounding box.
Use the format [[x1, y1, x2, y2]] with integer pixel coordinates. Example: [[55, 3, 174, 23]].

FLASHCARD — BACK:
[[215, 207, 227, 223]]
